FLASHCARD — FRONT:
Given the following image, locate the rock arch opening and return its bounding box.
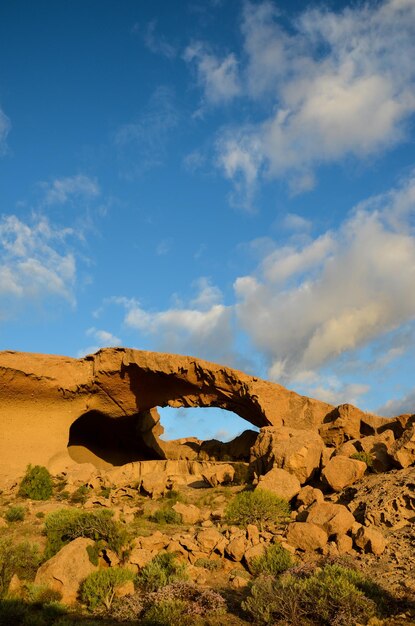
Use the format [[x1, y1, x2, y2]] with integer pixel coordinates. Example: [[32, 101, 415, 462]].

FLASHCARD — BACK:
[[67, 405, 259, 469]]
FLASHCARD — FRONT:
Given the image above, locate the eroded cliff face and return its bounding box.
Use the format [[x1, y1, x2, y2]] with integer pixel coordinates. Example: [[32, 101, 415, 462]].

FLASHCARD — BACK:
[[0, 347, 390, 484]]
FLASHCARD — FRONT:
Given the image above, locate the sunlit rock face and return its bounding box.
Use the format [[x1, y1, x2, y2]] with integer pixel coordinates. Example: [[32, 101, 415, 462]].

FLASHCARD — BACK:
[[0, 347, 392, 484]]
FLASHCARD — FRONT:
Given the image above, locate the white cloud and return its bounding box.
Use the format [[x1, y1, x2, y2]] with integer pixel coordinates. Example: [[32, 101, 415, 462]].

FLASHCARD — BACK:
[[78, 327, 122, 357], [118, 278, 235, 364], [0, 214, 76, 307], [184, 42, 241, 105], [282, 213, 312, 232], [0, 107, 11, 155], [215, 0, 415, 202], [41, 174, 100, 206], [235, 172, 415, 382], [143, 20, 176, 59], [378, 387, 415, 416]]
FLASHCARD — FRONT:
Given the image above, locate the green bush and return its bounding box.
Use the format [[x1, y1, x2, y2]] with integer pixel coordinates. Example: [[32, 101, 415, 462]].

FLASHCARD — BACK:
[[250, 543, 293, 577], [80, 567, 135, 611], [225, 489, 290, 531], [149, 507, 182, 525], [44, 508, 129, 559], [351, 451, 374, 469], [242, 564, 385, 625], [23, 583, 62, 605], [69, 485, 91, 504], [5, 506, 25, 523], [18, 465, 53, 501], [232, 462, 251, 485], [194, 558, 222, 570], [0, 539, 42, 598], [138, 553, 188, 592], [141, 599, 190, 626]]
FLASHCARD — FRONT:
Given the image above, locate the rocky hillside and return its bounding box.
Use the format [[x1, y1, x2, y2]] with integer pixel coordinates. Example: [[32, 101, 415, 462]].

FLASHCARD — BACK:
[[0, 348, 414, 625]]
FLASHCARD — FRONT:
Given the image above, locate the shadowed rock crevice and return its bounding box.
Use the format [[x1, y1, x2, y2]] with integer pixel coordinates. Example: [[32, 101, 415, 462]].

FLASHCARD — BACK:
[[67, 411, 164, 467]]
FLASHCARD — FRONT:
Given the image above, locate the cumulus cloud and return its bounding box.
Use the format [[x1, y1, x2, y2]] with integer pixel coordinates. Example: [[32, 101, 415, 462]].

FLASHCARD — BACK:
[[77, 327, 122, 357], [378, 387, 415, 416], [119, 278, 235, 364], [235, 172, 415, 383], [184, 42, 241, 105], [215, 0, 415, 201], [41, 174, 100, 206], [0, 215, 76, 310]]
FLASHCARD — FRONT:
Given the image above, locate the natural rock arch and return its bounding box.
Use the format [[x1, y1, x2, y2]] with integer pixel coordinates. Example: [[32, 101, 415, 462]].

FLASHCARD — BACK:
[[0, 347, 389, 482]]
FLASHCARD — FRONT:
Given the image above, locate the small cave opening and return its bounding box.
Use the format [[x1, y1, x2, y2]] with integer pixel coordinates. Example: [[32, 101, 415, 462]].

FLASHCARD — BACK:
[[67, 410, 164, 469]]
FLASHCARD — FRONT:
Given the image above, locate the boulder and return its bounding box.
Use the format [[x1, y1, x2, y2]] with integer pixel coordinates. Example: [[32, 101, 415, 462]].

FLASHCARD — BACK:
[[128, 548, 155, 570], [34, 538, 97, 604], [244, 543, 266, 573], [354, 525, 387, 555], [196, 528, 226, 554], [286, 522, 328, 551], [225, 536, 248, 562], [391, 426, 415, 468], [140, 473, 167, 498], [202, 464, 235, 487], [296, 485, 324, 508], [250, 427, 324, 484], [172, 502, 201, 525], [319, 404, 363, 446], [256, 467, 301, 501], [139, 531, 169, 552], [322, 456, 367, 491], [358, 430, 395, 472], [306, 502, 355, 537], [336, 534, 354, 555]]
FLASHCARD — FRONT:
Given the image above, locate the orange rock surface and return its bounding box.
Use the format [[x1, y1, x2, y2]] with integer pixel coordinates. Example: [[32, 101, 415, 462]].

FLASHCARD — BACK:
[[0, 347, 389, 484]]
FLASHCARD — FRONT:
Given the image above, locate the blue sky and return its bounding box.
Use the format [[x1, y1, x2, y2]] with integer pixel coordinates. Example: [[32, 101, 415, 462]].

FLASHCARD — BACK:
[[1, 0, 415, 441]]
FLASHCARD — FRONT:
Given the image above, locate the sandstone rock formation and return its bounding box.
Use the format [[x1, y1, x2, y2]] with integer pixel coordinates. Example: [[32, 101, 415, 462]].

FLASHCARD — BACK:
[[0, 347, 412, 487]]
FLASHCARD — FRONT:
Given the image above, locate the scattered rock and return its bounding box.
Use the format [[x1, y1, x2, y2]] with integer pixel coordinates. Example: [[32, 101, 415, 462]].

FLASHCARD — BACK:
[[202, 464, 235, 487], [256, 467, 301, 501], [34, 538, 97, 604], [172, 502, 201, 524], [322, 456, 367, 491], [225, 536, 248, 562], [286, 522, 328, 551], [296, 485, 324, 508], [354, 525, 387, 555], [391, 426, 415, 468], [250, 426, 325, 483], [306, 502, 355, 537], [244, 543, 266, 573]]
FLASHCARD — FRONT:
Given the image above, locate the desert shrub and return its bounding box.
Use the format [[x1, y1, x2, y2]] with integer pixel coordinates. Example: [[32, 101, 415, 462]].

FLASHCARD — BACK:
[[164, 490, 185, 503], [99, 487, 111, 499], [351, 451, 374, 469], [44, 508, 129, 558], [0, 539, 42, 597], [23, 583, 62, 605], [242, 564, 383, 625], [69, 485, 92, 504], [5, 505, 25, 522], [110, 592, 144, 621], [232, 462, 251, 485], [80, 567, 135, 611], [0, 599, 28, 626], [141, 599, 190, 626], [250, 543, 293, 577], [149, 507, 181, 525], [194, 557, 222, 570], [138, 553, 188, 592], [18, 465, 53, 501], [225, 489, 290, 531], [35, 512, 45, 519], [147, 582, 226, 617]]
